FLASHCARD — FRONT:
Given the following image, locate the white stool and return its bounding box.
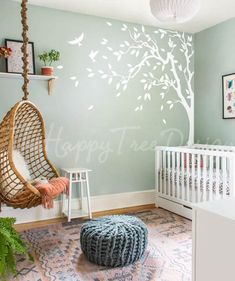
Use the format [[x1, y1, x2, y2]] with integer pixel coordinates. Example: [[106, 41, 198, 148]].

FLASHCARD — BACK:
[[61, 168, 92, 222]]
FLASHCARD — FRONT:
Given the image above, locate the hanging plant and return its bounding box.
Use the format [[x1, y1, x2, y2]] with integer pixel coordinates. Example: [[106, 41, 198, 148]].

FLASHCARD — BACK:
[[0, 47, 12, 58], [0, 217, 33, 280], [38, 49, 60, 76]]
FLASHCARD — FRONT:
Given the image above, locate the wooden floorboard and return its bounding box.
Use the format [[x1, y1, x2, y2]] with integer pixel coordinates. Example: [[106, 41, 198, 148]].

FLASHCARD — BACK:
[[15, 204, 156, 232]]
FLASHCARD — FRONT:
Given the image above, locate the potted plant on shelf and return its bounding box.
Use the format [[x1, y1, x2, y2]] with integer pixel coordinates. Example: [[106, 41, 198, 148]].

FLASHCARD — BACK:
[[0, 47, 12, 59], [0, 217, 33, 280], [38, 49, 60, 76]]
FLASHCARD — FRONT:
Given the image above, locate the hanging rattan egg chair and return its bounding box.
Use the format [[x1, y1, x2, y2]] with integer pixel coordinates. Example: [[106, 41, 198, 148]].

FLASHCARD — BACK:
[[0, 101, 59, 209], [0, 0, 59, 209]]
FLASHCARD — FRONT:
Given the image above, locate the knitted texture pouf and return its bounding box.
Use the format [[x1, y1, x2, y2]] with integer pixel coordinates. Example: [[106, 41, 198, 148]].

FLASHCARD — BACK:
[[80, 215, 148, 267]]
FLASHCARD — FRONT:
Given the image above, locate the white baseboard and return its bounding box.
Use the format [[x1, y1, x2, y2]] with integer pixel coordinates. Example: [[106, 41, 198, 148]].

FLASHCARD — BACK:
[[0, 189, 155, 224]]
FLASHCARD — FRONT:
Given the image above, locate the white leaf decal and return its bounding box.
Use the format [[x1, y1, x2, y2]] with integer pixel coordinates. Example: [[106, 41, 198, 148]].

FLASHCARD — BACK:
[[75, 81, 79, 87], [162, 119, 166, 124], [57, 65, 63, 70], [122, 24, 128, 31], [147, 93, 151, 100], [88, 73, 95, 78], [106, 21, 112, 26], [88, 105, 94, 111], [123, 84, 128, 91], [70, 76, 77, 80], [101, 38, 108, 45]]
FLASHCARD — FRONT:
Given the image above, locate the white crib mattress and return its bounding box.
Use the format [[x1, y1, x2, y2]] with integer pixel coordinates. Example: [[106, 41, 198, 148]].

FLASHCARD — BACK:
[[159, 168, 230, 195]]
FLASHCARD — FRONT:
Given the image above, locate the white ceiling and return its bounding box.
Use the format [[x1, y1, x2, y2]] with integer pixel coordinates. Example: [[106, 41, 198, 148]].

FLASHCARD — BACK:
[[14, 0, 235, 33]]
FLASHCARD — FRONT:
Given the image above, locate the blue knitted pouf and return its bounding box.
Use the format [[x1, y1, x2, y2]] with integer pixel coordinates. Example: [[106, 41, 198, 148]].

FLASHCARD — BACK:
[[80, 215, 148, 267]]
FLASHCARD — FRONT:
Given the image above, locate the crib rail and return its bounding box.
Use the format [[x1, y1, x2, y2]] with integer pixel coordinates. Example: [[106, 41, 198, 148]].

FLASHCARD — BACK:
[[155, 146, 235, 207], [191, 144, 235, 152]]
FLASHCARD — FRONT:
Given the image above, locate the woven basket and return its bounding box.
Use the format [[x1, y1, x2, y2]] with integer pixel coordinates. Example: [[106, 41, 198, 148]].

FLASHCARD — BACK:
[[80, 215, 148, 267], [0, 100, 59, 209]]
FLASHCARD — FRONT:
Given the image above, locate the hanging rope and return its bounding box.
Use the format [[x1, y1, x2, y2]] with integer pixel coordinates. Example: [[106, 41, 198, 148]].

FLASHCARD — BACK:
[[21, 0, 30, 101]]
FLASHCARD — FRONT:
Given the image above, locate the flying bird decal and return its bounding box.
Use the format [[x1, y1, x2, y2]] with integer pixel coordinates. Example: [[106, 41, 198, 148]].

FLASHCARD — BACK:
[[68, 33, 84, 46], [89, 50, 99, 62]]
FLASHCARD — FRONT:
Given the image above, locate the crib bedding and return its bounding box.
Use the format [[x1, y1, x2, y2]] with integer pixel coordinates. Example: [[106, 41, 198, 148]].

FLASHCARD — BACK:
[[159, 168, 230, 194]]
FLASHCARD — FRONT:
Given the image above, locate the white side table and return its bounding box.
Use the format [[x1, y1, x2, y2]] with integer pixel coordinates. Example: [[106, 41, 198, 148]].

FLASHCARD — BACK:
[[61, 168, 92, 222]]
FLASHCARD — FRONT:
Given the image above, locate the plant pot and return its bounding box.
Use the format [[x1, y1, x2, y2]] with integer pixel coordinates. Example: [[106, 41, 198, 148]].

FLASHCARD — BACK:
[[41, 66, 54, 76]]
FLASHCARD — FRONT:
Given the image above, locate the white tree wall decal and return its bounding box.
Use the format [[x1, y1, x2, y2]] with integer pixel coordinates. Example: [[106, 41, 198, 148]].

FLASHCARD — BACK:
[[87, 23, 194, 144]]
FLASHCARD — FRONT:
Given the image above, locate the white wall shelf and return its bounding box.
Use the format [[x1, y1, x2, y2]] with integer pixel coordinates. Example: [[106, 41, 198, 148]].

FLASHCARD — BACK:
[[0, 72, 58, 95]]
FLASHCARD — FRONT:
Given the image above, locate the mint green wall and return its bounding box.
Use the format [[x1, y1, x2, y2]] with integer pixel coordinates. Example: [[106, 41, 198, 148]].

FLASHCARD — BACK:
[[0, 0, 193, 196], [195, 18, 235, 145]]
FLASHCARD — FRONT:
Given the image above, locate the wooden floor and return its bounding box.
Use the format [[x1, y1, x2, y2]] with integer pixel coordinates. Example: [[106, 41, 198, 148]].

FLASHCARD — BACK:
[[15, 204, 156, 232]]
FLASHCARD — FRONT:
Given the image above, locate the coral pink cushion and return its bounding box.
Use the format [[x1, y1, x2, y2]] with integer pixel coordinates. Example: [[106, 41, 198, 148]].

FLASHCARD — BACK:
[[35, 177, 69, 209]]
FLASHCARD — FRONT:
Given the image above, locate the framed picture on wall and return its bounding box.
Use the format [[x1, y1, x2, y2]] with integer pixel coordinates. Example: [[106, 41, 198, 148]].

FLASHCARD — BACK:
[[222, 73, 235, 119], [5, 39, 36, 74]]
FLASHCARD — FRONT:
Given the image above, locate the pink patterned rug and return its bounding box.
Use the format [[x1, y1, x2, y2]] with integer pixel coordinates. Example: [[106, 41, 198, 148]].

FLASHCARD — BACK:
[[12, 208, 192, 281]]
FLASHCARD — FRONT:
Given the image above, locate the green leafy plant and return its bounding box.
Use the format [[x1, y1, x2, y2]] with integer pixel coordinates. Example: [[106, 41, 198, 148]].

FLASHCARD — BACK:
[[38, 49, 60, 66], [0, 217, 33, 280]]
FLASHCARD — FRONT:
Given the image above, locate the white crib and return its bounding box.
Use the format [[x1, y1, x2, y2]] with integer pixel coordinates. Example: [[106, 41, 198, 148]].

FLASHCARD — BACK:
[[155, 144, 235, 219]]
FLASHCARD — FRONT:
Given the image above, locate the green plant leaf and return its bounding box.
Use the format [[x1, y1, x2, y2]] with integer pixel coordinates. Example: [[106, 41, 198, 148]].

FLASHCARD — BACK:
[[0, 217, 33, 280]]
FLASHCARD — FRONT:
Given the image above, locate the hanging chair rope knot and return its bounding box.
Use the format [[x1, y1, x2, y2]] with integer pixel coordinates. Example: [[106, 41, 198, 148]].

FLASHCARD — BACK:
[[21, 0, 30, 101]]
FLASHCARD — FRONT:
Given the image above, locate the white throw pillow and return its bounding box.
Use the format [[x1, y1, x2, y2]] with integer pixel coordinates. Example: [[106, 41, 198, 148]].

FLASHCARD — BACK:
[[0, 150, 31, 199], [12, 150, 31, 181], [32, 177, 49, 185]]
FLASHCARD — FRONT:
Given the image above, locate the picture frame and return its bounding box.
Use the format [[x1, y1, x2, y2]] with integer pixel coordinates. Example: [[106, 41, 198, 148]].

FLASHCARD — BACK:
[[5, 39, 36, 75], [222, 73, 235, 119]]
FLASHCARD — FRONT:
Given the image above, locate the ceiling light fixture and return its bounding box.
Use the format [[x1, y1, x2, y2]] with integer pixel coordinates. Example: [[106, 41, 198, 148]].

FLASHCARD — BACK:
[[150, 0, 201, 24]]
